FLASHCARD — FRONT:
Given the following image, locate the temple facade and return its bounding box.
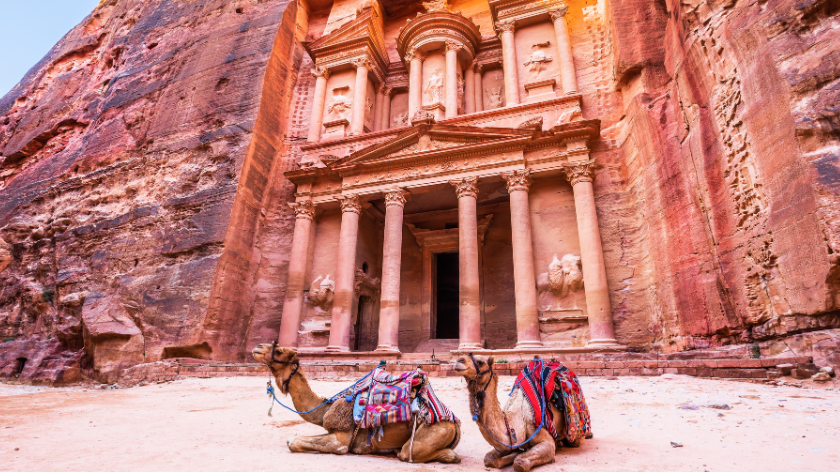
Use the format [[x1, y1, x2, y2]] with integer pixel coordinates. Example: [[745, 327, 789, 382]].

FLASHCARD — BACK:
[[278, 0, 624, 357]]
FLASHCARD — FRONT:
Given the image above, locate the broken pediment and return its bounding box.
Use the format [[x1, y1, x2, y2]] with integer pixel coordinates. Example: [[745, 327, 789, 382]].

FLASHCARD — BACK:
[[304, 4, 388, 73]]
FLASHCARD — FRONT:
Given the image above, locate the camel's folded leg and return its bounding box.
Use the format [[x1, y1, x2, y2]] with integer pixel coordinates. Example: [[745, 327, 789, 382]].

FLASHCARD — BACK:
[[288, 430, 353, 455], [484, 449, 519, 469], [513, 441, 556, 472], [397, 423, 460, 464]]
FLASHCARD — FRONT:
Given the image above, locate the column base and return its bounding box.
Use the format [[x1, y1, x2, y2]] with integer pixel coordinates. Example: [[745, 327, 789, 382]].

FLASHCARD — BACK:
[[586, 338, 625, 349], [374, 345, 401, 354], [458, 342, 484, 351], [324, 345, 350, 353], [515, 340, 544, 349]]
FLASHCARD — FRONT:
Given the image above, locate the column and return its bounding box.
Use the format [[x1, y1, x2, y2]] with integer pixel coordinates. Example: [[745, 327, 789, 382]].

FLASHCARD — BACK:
[[376, 188, 409, 352], [445, 41, 462, 119], [450, 177, 483, 350], [473, 62, 484, 112], [350, 58, 371, 135], [407, 49, 425, 121], [464, 62, 475, 114], [549, 7, 579, 95], [562, 159, 618, 346], [378, 86, 392, 131], [373, 85, 385, 131], [308, 67, 330, 143], [326, 194, 362, 352], [501, 170, 542, 348], [496, 19, 519, 107], [277, 201, 316, 347]]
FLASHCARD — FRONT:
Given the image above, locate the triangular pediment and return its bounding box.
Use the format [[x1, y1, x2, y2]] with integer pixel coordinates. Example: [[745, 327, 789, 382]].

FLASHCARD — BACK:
[[305, 7, 387, 66], [332, 124, 534, 170]]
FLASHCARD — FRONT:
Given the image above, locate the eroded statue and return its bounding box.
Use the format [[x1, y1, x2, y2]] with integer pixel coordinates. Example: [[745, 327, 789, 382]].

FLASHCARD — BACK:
[[326, 87, 352, 120], [537, 254, 584, 300], [523, 42, 553, 80], [307, 274, 335, 311], [486, 86, 504, 109], [425, 68, 444, 104], [422, 0, 450, 13], [555, 104, 582, 125], [393, 112, 409, 127]]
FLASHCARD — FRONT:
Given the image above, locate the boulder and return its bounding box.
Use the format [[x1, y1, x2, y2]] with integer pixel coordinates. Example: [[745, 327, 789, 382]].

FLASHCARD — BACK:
[[81, 292, 145, 383], [811, 372, 831, 382]]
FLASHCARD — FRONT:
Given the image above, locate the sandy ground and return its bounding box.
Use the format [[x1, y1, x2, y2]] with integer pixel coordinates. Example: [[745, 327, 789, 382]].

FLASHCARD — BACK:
[[1, 374, 838, 472]]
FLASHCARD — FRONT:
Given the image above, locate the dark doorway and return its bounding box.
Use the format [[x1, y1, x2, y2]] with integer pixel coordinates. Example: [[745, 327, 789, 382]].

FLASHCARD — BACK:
[[354, 296, 367, 351], [435, 252, 460, 339]]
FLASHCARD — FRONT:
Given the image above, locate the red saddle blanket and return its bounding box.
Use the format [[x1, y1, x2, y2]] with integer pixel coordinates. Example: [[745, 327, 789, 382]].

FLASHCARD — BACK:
[[512, 359, 591, 443]]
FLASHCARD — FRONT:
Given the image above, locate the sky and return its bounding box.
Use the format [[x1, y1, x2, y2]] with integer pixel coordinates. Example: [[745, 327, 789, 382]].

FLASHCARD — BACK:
[[0, 0, 100, 97]]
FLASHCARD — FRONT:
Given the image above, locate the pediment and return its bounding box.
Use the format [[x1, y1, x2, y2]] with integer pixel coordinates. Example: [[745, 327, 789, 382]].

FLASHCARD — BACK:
[[305, 8, 387, 66], [333, 124, 533, 170]]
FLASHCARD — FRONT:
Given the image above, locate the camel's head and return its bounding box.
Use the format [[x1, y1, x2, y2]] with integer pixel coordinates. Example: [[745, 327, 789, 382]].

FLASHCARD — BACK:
[[252, 343, 300, 394], [453, 354, 495, 383]]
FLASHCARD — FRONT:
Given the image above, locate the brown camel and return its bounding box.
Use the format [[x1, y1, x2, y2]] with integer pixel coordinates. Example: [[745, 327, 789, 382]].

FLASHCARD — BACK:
[[252, 343, 461, 463], [454, 354, 585, 472]]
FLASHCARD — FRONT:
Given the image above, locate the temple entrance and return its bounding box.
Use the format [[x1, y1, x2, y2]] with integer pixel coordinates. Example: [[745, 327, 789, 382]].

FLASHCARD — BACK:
[[434, 251, 460, 339], [354, 295, 369, 351]]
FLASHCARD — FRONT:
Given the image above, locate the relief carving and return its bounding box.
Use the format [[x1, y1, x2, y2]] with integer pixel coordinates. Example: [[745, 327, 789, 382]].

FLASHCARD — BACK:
[[422, 0, 450, 13], [307, 275, 335, 311], [326, 86, 353, 120], [486, 86, 504, 109], [555, 104, 582, 125], [523, 41, 553, 80], [425, 68, 445, 104], [393, 112, 409, 127], [537, 254, 584, 309]]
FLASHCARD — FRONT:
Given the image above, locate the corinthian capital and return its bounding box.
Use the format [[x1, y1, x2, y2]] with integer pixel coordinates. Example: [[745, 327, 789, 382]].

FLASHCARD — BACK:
[[351, 57, 372, 70], [405, 48, 425, 63], [496, 19, 516, 34], [501, 169, 532, 193], [290, 200, 315, 220], [561, 159, 596, 186], [548, 6, 569, 22], [384, 188, 409, 207], [450, 176, 479, 198], [445, 40, 464, 53], [311, 66, 330, 80], [336, 194, 362, 214]]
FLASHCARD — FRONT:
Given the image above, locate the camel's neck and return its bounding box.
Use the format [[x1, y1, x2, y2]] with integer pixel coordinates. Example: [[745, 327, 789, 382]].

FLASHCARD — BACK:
[[275, 368, 328, 426], [469, 373, 514, 452]]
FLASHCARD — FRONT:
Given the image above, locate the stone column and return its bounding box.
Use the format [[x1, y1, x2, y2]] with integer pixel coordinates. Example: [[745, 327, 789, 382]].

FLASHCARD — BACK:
[[350, 58, 371, 135], [376, 188, 409, 352], [473, 62, 484, 112], [501, 170, 542, 348], [308, 67, 330, 143], [496, 20, 519, 107], [407, 49, 425, 120], [326, 194, 362, 352], [445, 41, 462, 119], [379, 86, 392, 131], [562, 159, 618, 346], [548, 7, 579, 95], [450, 177, 483, 350], [373, 85, 385, 131], [277, 201, 316, 347], [464, 62, 475, 114]]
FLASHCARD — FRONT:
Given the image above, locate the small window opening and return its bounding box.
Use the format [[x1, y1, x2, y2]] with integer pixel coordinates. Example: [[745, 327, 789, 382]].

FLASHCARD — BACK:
[[361, 262, 369, 274], [15, 358, 27, 377]]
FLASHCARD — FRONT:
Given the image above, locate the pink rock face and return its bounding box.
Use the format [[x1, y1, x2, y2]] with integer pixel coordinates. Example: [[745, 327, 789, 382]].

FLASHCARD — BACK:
[[1, 0, 839, 383]]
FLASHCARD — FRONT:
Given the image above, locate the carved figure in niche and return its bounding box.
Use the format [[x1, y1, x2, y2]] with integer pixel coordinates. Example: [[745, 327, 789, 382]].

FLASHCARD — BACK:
[[422, 0, 449, 13], [523, 41, 553, 80], [486, 86, 504, 109], [425, 68, 444, 104], [537, 254, 583, 308], [457, 72, 464, 111], [555, 104, 582, 125], [393, 112, 409, 127], [326, 87, 352, 120], [307, 275, 335, 311]]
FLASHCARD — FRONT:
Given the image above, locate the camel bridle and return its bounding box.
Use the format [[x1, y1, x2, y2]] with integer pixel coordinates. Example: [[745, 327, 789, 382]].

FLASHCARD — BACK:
[[468, 353, 494, 413], [269, 340, 300, 392]]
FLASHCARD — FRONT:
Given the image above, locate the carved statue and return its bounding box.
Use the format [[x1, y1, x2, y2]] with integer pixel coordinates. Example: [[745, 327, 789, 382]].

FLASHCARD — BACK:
[[425, 68, 444, 104], [486, 86, 504, 109], [523, 41, 553, 80], [326, 87, 352, 120], [393, 112, 409, 127], [307, 275, 335, 311], [421, 0, 449, 13], [537, 254, 584, 301], [457, 72, 464, 110], [555, 104, 582, 125]]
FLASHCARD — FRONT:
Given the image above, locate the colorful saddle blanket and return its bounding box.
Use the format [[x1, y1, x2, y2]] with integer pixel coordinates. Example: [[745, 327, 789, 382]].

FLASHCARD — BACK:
[[513, 359, 591, 443], [350, 368, 458, 429]]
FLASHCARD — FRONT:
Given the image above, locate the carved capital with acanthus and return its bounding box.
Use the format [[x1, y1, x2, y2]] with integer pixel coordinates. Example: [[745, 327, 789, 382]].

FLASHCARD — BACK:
[[405, 48, 425, 63], [290, 200, 316, 220], [450, 176, 479, 199], [561, 159, 596, 186], [384, 188, 409, 207], [501, 169, 532, 193], [547, 6, 569, 22], [311, 66, 331, 80], [472, 60, 483, 74], [496, 19, 516, 34], [445, 40, 464, 53], [351, 57, 372, 70], [379, 85, 393, 96], [336, 193, 362, 214]]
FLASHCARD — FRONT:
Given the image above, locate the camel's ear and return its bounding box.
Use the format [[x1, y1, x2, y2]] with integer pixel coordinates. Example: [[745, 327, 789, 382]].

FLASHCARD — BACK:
[[487, 355, 495, 366]]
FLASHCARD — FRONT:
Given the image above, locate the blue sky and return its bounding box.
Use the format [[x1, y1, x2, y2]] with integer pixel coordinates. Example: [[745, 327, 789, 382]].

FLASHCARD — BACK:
[[0, 0, 100, 97]]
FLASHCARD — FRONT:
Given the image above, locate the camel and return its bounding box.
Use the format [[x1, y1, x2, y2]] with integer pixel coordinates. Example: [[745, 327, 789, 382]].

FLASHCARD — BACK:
[[252, 343, 461, 463], [453, 354, 586, 472]]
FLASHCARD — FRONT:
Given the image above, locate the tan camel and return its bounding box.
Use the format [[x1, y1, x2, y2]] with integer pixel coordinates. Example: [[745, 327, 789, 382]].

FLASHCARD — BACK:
[[252, 343, 461, 463], [454, 354, 585, 472]]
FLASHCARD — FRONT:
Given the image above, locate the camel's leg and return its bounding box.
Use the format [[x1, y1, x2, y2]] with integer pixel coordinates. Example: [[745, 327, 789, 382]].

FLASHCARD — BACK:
[[397, 423, 461, 464], [562, 434, 584, 448], [288, 430, 353, 455], [512, 440, 556, 472], [484, 449, 520, 469]]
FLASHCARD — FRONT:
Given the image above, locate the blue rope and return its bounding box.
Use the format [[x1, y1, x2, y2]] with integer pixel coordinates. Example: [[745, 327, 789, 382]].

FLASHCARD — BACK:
[[473, 359, 548, 450]]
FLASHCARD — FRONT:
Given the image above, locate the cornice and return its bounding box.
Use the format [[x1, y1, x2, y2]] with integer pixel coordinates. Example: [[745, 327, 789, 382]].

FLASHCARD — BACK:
[[489, 0, 567, 26], [396, 11, 482, 63]]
